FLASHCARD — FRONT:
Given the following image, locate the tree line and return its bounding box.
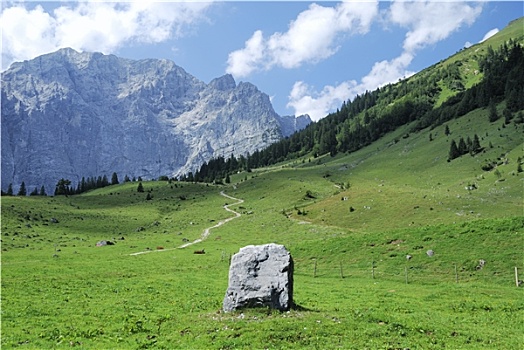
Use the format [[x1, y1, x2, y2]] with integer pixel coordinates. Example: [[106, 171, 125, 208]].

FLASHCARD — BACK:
[[1, 173, 140, 197]]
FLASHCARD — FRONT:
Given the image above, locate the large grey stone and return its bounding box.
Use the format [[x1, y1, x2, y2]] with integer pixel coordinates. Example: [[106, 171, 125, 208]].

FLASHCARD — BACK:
[[223, 243, 293, 312]]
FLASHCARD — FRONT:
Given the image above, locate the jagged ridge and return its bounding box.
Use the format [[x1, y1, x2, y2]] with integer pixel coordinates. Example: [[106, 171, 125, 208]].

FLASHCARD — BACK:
[[1, 48, 311, 192]]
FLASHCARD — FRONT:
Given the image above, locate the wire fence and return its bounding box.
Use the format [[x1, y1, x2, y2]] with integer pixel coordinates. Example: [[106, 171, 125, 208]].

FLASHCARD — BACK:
[[291, 258, 522, 287]]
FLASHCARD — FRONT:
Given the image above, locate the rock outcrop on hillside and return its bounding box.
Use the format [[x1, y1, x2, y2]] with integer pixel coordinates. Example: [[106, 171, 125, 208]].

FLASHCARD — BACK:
[[1, 48, 311, 192]]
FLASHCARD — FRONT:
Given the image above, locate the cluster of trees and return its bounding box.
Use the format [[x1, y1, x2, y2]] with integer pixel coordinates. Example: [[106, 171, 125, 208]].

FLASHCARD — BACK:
[[413, 39, 524, 130], [448, 134, 483, 161], [1, 182, 46, 197], [54, 173, 123, 195], [2, 173, 140, 197]]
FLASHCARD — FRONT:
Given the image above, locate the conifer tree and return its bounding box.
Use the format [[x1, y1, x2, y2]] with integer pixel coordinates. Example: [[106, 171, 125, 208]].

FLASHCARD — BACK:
[[137, 182, 144, 193], [55, 179, 71, 195], [488, 100, 499, 122], [30, 187, 38, 196], [458, 137, 468, 155], [471, 134, 482, 154], [111, 172, 119, 185], [39, 185, 47, 196], [449, 140, 460, 160], [6, 183, 13, 196], [17, 181, 27, 196]]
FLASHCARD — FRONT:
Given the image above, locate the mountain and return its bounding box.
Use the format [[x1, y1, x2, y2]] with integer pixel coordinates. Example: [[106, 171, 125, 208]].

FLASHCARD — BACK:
[[1, 48, 311, 192]]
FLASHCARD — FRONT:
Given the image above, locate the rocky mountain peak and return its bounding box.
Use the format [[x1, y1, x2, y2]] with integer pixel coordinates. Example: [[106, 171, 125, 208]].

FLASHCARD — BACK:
[[208, 74, 236, 91], [1, 49, 311, 193]]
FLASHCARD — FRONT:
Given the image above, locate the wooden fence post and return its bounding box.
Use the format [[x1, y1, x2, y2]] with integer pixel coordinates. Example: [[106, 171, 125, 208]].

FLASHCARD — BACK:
[[515, 267, 519, 287]]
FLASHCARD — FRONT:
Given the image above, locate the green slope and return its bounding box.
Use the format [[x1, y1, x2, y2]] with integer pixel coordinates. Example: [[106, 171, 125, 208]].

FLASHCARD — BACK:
[[1, 18, 523, 350]]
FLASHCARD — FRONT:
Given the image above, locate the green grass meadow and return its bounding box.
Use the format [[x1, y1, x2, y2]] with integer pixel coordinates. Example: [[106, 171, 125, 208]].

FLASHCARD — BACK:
[[2, 106, 523, 349]]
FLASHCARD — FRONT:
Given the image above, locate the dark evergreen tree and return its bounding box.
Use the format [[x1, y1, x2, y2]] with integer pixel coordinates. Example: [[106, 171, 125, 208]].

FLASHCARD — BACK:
[[503, 108, 513, 124], [137, 182, 144, 193], [458, 137, 468, 155], [30, 187, 39, 196], [225, 173, 231, 184], [55, 179, 71, 195], [471, 134, 482, 154], [17, 181, 27, 196], [6, 183, 13, 196], [124, 175, 131, 182], [111, 172, 119, 185], [488, 100, 499, 122], [39, 185, 47, 196], [448, 140, 460, 160]]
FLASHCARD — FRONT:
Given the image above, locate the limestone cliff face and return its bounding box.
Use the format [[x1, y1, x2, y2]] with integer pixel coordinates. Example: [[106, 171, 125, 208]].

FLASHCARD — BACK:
[[1, 48, 310, 192]]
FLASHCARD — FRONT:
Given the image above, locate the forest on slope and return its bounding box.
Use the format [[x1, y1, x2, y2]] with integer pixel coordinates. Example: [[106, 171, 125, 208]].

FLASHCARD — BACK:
[[188, 18, 523, 184]]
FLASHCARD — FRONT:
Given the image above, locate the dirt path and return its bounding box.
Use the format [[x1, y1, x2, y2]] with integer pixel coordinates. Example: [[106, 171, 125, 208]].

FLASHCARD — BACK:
[[129, 191, 243, 256]]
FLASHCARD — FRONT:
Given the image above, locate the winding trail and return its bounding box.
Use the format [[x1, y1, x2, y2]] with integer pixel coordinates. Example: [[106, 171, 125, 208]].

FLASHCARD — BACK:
[[129, 191, 243, 256]]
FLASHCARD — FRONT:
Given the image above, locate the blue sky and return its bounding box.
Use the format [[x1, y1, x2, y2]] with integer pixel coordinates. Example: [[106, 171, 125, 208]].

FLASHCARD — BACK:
[[1, 1, 522, 121]]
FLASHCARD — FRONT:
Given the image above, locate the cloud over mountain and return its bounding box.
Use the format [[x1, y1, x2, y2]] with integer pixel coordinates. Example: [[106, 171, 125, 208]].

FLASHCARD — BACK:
[[1, 1, 213, 70]]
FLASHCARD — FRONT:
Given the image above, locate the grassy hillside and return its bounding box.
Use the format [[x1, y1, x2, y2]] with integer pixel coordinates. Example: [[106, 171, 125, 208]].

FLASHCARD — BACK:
[[2, 103, 523, 349], [2, 17, 523, 350]]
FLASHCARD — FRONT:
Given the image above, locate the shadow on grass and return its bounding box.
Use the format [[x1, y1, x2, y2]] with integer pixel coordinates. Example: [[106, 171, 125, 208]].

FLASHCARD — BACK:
[[291, 302, 316, 312]]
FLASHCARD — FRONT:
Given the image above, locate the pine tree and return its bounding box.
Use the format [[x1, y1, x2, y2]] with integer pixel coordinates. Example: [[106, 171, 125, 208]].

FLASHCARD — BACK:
[[30, 187, 39, 196], [137, 182, 144, 193], [111, 172, 119, 185], [55, 179, 71, 195], [458, 137, 468, 155], [39, 185, 47, 196], [488, 100, 499, 122], [448, 140, 460, 160], [471, 134, 481, 154], [503, 108, 513, 124], [17, 181, 27, 196], [6, 183, 13, 196], [444, 125, 450, 136]]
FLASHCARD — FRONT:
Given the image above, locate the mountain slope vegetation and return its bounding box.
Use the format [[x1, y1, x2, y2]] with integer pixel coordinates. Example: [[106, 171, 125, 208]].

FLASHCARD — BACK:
[[1, 17, 523, 350], [190, 17, 523, 180]]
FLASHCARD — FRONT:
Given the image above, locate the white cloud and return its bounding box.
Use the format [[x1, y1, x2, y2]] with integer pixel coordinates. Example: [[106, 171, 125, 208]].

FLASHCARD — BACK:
[[389, 1, 483, 53], [226, 1, 379, 78], [1, 1, 213, 70], [480, 28, 499, 42], [285, 0, 484, 120], [365, 0, 483, 89], [287, 80, 357, 122]]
